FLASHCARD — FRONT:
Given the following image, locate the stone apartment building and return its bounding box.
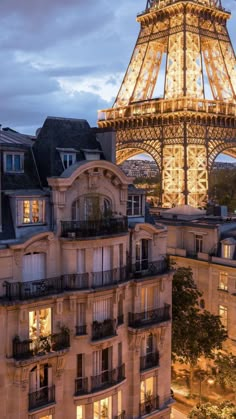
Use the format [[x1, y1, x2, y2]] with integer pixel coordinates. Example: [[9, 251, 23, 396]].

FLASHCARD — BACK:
[[153, 205, 236, 355], [0, 118, 172, 419]]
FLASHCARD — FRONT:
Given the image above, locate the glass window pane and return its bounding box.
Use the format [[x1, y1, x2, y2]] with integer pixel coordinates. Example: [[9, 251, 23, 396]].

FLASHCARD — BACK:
[[6, 154, 13, 171], [23, 201, 31, 223], [14, 155, 21, 170], [32, 200, 39, 223]]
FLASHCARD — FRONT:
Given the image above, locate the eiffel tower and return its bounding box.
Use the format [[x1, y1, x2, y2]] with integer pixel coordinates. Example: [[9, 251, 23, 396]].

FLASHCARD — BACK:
[[98, 0, 236, 208]]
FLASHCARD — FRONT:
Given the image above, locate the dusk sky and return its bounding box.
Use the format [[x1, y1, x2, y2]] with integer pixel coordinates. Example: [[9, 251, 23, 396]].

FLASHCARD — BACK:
[[0, 0, 235, 161]]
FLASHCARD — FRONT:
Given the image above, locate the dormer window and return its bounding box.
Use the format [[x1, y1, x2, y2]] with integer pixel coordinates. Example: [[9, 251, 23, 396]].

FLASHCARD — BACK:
[[221, 238, 236, 260], [4, 152, 24, 173], [62, 152, 76, 169], [127, 195, 142, 216], [17, 199, 45, 225]]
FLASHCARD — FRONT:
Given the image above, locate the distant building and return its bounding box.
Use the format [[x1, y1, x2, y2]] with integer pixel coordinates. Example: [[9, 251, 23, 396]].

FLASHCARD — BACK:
[[0, 118, 172, 419], [119, 160, 159, 178], [153, 205, 236, 355]]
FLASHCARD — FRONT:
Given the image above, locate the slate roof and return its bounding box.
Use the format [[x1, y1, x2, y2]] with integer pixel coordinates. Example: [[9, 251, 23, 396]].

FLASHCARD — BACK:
[[33, 117, 103, 185], [0, 129, 41, 191]]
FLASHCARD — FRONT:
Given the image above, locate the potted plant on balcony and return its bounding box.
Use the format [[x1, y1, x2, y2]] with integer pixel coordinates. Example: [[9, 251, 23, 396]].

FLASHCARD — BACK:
[[101, 402, 108, 418], [144, 390, 153, 414]]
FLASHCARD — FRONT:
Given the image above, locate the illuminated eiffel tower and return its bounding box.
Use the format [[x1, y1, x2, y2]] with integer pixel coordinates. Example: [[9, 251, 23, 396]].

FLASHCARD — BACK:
[[98, 0, 236, 208]]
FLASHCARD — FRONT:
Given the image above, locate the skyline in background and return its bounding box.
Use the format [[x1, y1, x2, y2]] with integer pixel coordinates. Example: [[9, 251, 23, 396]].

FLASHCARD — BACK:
[[0, 0, 235, 162]]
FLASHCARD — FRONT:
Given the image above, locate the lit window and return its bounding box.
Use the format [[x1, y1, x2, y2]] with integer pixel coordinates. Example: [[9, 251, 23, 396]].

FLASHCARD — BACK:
[[93, 397, 112, 419], [40, 415, 52, 419], [219, 305, 228, 329], [17, 199, 45, 225], [219, 272, 228, 291], [61, 152, 76, 169], [77, 405, 84, 419], [127, 195, 142, 216], [140, 377, 153, 403], [222, 244, 234, 259], [4, 152, 24, 172], [141, 286, 157, 313], [29, 308, 51, 341]]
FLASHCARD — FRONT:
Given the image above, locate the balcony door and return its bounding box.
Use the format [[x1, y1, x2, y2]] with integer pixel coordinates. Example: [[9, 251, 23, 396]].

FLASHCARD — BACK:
[[136, 239, 149, 271], [93, 347, 112, 378], [141, 286, 158, 314], [29, 364, 52, 393], [23, 252, 45, 282]]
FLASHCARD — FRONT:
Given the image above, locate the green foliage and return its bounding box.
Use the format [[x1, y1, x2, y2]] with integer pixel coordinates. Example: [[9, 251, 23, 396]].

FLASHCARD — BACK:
[[215, 353, 236, 397], [172, 267, 227, 366], [209, 168, 236, 212], [188, 401, 236, 418]]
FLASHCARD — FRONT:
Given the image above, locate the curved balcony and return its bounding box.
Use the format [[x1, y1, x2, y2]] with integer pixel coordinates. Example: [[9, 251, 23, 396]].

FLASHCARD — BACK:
[[92, 266, 128, 288], [28, 385, 55, 411], [13, 331, 70, 360], [140, 352, 159, 371], [61, 216, 128, 239], [130, 259, 168, 280], [91, 364, 125, 392], [128, 305, 170, 329], [75, 377, 88, 396], [139, 395, 159, 417], [92, 319, 117, 341]]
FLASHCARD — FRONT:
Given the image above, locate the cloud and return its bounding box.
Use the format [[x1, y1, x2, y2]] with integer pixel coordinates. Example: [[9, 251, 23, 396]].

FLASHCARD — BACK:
[[0, 0, 235, 141]]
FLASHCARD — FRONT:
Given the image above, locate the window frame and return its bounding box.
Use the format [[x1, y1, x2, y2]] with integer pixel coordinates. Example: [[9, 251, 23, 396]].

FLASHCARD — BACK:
[[61, 152, 76, 169], [17, 198, 45, 226], [4, 152, 24, 173], [127, 194, 142, 217], [218, 271, 228, 291], [219, 304, 228, 329]]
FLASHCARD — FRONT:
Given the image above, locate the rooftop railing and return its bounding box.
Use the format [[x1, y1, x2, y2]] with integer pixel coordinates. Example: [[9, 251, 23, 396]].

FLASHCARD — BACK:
[[61, 217, 128, 239]]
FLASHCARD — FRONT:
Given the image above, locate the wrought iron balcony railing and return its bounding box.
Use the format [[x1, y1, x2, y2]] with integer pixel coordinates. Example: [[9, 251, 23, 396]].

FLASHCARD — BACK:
[[4, 272, 89, 301], [130, 259, 168, 279], [92, 319, 117, 341], [13, 331, 70, 360], [114, 411, 126, 419], [139, 395, 159, 417], [140, 351, 159, 371], [61, 217, 128, 239], [28, 385, 55, 411], [75, 325, 87, 336], [92, 266, 128, 288], [128, 305, 171, 328], [91, 364, 125, 392], [75, 377, 88, 396]]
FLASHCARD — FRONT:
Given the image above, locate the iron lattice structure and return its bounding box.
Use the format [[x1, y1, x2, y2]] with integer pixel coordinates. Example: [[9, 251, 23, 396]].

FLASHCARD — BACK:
[[98, 0, 236, 208]]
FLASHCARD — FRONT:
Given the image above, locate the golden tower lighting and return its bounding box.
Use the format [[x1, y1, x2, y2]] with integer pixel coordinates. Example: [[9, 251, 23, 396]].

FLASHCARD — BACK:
[[98, 0, 236, 208]]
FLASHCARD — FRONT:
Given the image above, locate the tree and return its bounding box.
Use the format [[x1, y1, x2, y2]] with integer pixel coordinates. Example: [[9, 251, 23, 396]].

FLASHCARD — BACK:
[[188, 401, 236, 419], [215, 353, 236, 401], [172, 267, 227, 395]]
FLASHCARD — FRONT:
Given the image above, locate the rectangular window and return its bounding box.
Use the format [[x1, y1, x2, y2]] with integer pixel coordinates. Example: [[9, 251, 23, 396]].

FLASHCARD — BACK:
[[140, 377, 153, 403], [222, 244, 234, 259], [219, 305, 228, 329], [219, 272, 228, 291], [141, 286, 158, 313], [136, 239, 149, 271], [77, 406, 84, 419], [93, 298, 112, 322], [94, 396, 112, 419], [17, 199, 45, 225], [195, 235, 203, 253], [4, 152, 24, 172], [77, 354, 83, 378], [61, 152, 76, 169], [29, 308, 51, 340], [127, 195, 142, 216], [118, 391, 122, 416]]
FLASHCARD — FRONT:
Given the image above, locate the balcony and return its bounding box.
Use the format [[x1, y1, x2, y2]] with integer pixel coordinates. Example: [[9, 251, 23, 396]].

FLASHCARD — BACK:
[[139, 395, 159, 417], [13, 331, 70, 360], [128, 305, 170, 328], [92, 319, 117, 341], [92, 267, 128, 288], [115, 411, 126, 419], [117, 314, 124, 326], [4, 272, 89, 301], [61, 217, 128, 239], [140, 352, 159, 371], [130, 259, 168, 279], [75, 377, 88, 396], [75, 325, 87, 336], [91, 364, 125, 392], [28, 385, 55, 411]]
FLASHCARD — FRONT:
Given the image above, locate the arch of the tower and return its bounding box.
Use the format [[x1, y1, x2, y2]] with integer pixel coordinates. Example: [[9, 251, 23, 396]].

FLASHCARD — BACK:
[[116, 141, 162, 170], [209, 144, 236, 171]]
